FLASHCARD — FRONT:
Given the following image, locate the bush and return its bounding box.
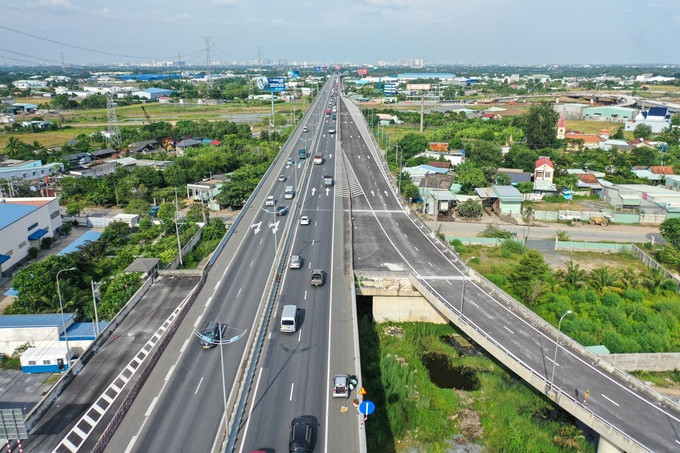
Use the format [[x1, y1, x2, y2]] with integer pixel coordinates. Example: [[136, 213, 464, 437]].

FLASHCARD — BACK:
[[457, 199, 482, 218], [40, 236, 54, 249], [500, 239, 524, 257], [622, 288, 645, 303], [27, 247, 39, 260], [478, 224, 513, 239], [601, 292, 623, 307]]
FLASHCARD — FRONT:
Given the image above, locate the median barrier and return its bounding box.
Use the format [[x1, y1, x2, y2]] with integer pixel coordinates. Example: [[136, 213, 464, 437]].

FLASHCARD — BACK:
[[92, 271, 206, 452]]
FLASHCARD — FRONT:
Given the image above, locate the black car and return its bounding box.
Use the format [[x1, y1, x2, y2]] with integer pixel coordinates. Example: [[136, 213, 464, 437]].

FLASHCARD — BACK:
[[276, 205, 288, 216], [289, 416, 314, 452], [199, 322, 227, 349]]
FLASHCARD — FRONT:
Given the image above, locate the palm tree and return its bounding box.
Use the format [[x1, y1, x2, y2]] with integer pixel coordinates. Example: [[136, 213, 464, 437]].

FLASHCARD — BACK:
[[589, 267, 621, 292], [556, 260, 588, 290], [640, 268, 672, 294], [5, 137, 23, 157], [618, 267, 640, 290]]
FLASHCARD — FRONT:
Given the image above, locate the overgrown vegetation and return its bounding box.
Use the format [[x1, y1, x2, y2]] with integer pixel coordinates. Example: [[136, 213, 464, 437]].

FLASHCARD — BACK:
[[360, 319, 594, 452], [457, 244, 680, 353]]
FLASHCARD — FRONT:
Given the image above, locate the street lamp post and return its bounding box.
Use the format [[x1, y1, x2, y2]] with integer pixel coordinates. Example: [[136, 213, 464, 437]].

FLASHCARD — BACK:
[[549, 310, 573, 393], [56, 267, 76, 364], [460, 256, 476, 316]]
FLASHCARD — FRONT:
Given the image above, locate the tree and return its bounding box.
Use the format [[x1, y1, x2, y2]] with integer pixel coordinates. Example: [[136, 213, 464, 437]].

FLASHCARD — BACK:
[[397, 133, 429, 160], [66, 202, 84, 217], [457, 199, 482, 218], [495, 173, 512, 185], [629, 146, 660, 167], [402, 183, 421, 201], [510, 250, 551, 305], [100, 221, 132, 248], [640, 268, 672, 294], [611, 127, 624, 140], [124, 199, 152, 217], [659, 218, 680, 249], [466, 141, 503, 170], [502, 144, 540, 172], [456, 162, 487, 194], [588, 267, 621, 292], [555, 260, 587, 290], [633, 124, 653, 140], [522, 102, 559, 149]]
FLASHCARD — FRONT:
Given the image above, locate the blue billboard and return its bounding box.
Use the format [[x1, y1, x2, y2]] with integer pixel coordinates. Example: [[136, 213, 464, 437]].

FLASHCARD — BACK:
[[256, 77, 286, 93], [287, 70, 300, 78]]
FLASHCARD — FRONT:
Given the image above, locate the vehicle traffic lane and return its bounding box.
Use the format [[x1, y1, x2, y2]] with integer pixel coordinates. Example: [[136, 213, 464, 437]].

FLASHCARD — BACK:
[[109, 111, 329, 453], [131, 218, 280, 452], [236, 106, 338, 451]]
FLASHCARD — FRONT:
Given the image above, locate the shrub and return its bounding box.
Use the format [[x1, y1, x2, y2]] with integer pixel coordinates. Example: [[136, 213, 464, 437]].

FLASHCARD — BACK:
[[500, 239, 524, 257], [27, 247, 39, 260], [622, 288, 645, 303], [478, 224, 513, 239], [601, 292, 623, 307]]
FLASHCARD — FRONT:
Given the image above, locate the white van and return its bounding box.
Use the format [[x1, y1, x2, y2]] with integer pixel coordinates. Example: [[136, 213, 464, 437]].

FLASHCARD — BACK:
[[284, 185, 295, 199], [280, 305, 298, 333]]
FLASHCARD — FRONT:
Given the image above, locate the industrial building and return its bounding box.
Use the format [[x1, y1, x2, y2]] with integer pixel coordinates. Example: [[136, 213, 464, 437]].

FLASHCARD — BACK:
[[0, 197, 63, 276]]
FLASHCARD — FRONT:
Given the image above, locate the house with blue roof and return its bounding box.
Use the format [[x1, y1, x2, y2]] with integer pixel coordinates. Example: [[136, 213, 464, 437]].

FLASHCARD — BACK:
[[0, 197, 63, 276], [0, 313, 108, 372]]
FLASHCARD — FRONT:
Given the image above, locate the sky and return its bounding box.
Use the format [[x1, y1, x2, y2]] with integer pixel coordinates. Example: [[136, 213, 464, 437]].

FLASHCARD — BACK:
[[1, 0, 679, 67]]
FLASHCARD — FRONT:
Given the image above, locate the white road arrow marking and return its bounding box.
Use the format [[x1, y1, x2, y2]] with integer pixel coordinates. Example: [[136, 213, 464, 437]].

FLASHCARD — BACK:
[[269, 220, 280, 235], [298, 163, 302, 168], [325, 187, 330, 196], [371, 190, 375, 197], [329, 154, 333, 159], [311, 187, 317, 196], [251, 221, 262, 234], [384, 190, 388, 196]]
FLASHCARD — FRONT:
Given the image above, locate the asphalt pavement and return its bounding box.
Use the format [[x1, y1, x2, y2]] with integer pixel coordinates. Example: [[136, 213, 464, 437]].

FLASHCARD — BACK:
[[340, 94, 680, 452]]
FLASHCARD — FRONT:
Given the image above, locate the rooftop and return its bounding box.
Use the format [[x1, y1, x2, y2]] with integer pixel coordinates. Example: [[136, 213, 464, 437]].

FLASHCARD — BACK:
[[0, 202, 37, 230], [0, 313, 75, 329]]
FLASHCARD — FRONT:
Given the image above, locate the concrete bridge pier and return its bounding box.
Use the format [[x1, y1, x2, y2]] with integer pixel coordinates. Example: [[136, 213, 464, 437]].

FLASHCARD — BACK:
[[598, 436, 624, 453]]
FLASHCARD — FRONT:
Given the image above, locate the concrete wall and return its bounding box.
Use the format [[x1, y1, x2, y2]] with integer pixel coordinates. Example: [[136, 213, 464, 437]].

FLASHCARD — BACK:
[[602, 353, 680, 372], [372, 295, 448, 323], [0, 326, 60, 355], [166, 227, 202, 270]]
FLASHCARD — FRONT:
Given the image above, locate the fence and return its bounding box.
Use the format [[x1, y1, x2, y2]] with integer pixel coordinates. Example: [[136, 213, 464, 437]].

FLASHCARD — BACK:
[[165, 227, 202, 270], [555, 241, 631, 253], [630, 244, 680, 291]]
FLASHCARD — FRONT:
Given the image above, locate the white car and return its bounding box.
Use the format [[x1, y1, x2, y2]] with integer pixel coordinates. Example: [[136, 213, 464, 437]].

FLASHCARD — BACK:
[[265, 195, 275, 207], [300, 216, 310, 225], [278, 174, 286, 182], [289, 254, 302, 269]]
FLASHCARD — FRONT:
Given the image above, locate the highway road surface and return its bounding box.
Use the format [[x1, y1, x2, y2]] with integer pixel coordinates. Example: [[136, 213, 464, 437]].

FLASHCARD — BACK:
[[235, 77, 361, 452], [106, 77, 361, 453], [339, 93, 680, 452]]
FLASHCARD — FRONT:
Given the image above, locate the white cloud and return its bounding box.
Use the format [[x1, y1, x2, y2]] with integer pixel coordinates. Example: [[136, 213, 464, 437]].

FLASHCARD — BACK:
[[32, 0, 80, 10]]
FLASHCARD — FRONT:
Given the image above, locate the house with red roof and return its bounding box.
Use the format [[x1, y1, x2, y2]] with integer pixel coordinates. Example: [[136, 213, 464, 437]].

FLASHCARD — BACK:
[[534, 157, 557, 193]]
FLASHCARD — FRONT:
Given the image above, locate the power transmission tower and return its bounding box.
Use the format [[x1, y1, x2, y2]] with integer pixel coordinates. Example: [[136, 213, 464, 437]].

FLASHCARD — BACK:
[[106, 92, 121, 149], [204, 37, 212, 81]]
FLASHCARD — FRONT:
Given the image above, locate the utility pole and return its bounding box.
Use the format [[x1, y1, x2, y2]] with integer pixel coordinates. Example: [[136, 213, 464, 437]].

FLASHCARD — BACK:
[[420, 94, 424, 132], [174, 188, 183, 267]]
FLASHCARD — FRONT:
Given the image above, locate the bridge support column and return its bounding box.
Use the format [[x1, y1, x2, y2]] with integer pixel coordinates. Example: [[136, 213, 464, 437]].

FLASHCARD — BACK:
[[373, 296, 448, 323], [598, 436, 624, 453]]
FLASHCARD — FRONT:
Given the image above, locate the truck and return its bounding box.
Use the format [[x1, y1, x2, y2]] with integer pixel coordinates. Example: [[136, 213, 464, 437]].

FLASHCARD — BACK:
[[314, 154, 323, 165], [298, 148, 307, 159]]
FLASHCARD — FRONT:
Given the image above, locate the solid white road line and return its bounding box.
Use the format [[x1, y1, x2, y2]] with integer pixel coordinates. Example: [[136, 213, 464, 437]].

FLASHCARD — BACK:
[[164, 364, 177, 381], [238, 367, 264, 453], [601, 394, 620, 407], [304, 290, 308, 300], [144, 397, 158, 417], [179, 339, 189, 353], [289, 382, 295, 401], [195, 377, 204, 395], [298, 330, 302, 342]]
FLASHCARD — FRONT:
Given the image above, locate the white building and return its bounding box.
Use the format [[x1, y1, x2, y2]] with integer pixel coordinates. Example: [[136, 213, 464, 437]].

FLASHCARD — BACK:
[[131, 88, 174, 101], [625, 107, 673, 133], [12, 80, 48, 90], [0, 197, 63, 275]]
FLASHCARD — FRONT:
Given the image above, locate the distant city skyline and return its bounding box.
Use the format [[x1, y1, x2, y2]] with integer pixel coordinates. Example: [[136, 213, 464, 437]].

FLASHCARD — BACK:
[[2, 0, 679, 67]]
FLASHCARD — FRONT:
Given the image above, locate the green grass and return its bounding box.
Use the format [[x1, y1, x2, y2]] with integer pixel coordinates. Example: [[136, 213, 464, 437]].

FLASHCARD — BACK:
[[631, 370, 680, 387], [0, 356, 20, 370], [360, 319, 594, 452]]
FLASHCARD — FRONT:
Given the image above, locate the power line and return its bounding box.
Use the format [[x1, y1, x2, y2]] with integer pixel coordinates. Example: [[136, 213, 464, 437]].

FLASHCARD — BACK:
[[0, 47, 63, 65], [0, 24, 174, 60]]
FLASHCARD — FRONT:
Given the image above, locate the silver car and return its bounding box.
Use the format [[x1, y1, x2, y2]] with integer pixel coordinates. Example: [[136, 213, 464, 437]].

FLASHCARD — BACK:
[[289, 254, 302, 269]]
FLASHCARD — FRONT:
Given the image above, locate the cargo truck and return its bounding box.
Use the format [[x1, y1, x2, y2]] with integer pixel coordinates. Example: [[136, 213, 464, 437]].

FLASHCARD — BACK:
[[314, 154, 323, 165]]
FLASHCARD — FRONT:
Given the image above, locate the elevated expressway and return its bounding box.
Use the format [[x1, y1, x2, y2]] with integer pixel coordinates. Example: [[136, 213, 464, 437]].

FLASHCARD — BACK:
[[338, 91, 680, 453]]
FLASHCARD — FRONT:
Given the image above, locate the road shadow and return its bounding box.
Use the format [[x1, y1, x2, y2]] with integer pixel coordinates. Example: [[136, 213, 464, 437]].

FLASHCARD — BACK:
[[357, 312, 396, 452]]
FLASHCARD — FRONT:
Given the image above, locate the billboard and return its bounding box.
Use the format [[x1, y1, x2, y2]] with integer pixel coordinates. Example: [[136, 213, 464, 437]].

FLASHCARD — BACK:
[[357, 68, 368, 76], [287, 70, 300, 78], [257, 77, 286, 93], [429, 142, 449, 152], [315, 66, 326, 73], [407, 83, 430, 90]]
